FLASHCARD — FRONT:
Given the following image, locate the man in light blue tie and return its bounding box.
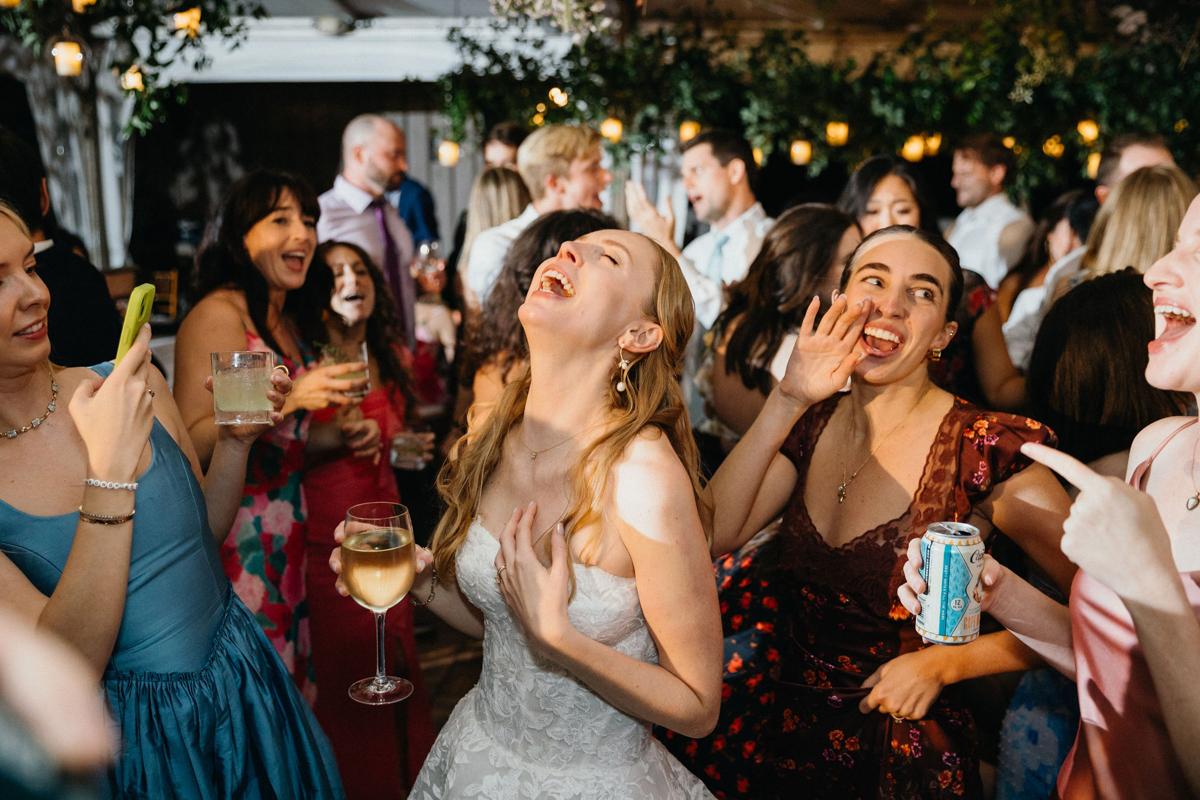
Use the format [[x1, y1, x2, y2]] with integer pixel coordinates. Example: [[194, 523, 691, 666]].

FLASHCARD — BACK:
[[626, 129, 773, 425]]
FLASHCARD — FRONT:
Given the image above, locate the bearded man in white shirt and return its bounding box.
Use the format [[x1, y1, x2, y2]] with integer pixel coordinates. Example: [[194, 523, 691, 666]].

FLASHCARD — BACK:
[[626, 129, 773, 425], [947, 135, 1035, 290]]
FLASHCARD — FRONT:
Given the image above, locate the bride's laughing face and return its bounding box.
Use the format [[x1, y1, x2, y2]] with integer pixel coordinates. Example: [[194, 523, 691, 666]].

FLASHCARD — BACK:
[[519, 229, 662, 351]]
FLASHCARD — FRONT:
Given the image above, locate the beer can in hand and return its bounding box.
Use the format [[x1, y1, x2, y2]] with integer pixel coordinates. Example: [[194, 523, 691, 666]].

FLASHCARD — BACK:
[[915, 522, 985, 644]]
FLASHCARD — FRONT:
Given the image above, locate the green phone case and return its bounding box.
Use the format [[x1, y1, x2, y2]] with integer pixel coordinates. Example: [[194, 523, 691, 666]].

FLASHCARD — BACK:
[[114, 283, 156, 366]]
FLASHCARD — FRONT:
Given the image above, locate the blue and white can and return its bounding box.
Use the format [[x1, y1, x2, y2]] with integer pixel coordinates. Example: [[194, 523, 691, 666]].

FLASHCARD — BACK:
[[915, 522, 984, 645]]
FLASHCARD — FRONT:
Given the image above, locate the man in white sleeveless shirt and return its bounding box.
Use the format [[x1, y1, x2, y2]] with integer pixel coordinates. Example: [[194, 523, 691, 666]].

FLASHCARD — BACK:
[[946, 135, 1035, 289]]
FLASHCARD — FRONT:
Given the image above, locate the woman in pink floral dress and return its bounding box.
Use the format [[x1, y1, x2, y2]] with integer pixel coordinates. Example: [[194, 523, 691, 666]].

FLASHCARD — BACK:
[[175, 171, 379, 701]]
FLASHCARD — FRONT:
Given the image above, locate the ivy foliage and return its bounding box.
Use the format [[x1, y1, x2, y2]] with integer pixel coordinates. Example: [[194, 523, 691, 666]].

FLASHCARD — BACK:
[[1, 0, 265, 133], [441, 0, 1200, 199]]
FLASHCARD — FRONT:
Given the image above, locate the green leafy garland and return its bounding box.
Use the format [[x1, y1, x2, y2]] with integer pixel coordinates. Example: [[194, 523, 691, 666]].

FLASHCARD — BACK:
[[440, 1, 1200, 200], [1, 0, 265, 133]]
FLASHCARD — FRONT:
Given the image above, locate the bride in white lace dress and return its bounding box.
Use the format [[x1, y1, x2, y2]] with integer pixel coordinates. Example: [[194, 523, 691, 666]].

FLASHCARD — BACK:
[[333, 230, 722, 798]]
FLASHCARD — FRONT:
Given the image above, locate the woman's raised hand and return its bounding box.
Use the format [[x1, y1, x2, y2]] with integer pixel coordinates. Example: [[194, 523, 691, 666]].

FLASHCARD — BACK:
[[205, 368, 292, 446], [494, 503, 573, 659], [1021, 442, 1176, 601], [778, 295, 872, 410], [68, 324, 156, 482], [285, 362, 370, 413]]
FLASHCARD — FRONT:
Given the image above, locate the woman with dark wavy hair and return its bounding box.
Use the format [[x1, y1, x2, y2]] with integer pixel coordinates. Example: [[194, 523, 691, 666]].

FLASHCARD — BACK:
[[175, 170, 379, 701], [463, 208, 616, 422], [301, 240, 436, 797], [658, 204, 860, 798]]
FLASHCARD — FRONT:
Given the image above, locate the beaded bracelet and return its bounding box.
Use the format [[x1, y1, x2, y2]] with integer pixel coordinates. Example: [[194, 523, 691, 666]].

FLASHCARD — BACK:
[[79, 507, 135, 526], [409, 564, 437, 606], [85, 478, 139, 491]]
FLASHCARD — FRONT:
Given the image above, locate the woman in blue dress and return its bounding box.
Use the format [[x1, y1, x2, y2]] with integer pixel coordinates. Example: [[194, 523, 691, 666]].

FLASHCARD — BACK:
[[0, 203, 343, 798]]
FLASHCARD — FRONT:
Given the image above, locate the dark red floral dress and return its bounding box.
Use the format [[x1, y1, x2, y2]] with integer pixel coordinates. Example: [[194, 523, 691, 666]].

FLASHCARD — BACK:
[[758, 394, 1054, 799], [657, 526, 789, 798]]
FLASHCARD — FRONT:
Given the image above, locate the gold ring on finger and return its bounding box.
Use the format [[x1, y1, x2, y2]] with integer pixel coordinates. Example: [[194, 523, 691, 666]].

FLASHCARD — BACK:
[[890, 713, 906, 723]]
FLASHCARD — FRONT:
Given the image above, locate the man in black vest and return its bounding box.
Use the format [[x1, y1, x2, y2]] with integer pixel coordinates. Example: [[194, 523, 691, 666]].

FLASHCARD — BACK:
[[0, 127, 121, 368]]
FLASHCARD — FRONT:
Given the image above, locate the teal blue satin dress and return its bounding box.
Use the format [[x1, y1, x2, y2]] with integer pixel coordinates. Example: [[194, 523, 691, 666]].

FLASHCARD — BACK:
[[0, 362, 344, 800]]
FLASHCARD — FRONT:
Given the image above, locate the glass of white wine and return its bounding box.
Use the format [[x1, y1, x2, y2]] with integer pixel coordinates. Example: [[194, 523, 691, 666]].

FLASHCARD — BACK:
[[342, 502, 416, 705]]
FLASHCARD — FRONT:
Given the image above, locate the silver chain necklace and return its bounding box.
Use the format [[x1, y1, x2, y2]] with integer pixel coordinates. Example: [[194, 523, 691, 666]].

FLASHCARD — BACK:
[[3, 367, 58, 439]]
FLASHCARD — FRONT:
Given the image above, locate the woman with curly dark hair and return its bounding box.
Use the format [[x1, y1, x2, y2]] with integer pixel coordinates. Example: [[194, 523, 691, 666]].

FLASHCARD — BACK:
[[463, 209, 616, 423], [301, 240, 436, 798]]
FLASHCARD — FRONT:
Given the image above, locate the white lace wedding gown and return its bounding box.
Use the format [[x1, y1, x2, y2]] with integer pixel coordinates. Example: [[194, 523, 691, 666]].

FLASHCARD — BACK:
[[410, 519, 715, 799]]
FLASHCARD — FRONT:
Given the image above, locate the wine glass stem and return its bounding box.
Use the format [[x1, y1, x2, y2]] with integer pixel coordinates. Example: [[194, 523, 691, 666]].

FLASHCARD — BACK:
[[373, 611, 388, 688]]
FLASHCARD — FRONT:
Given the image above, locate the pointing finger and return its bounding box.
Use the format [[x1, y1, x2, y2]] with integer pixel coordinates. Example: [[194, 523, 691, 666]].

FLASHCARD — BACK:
[[1020, 442, 1105, 493]]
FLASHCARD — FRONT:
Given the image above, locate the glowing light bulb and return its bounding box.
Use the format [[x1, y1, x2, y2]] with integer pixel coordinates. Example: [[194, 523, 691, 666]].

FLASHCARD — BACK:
[[1002, 136, 1016, 149], [901, 135, 925, 162], [1087, 151, 1101, 179], [752, 147, 764, 166], [679, 120, 701, 142], [1043, 135, 1064, 158], [923, 132, 942, 156], [1076, 120, 1099, 144], [437, 141, 460, 167], [119, 65, 144, 92], [600, 117, 623, 144], [174, 8, 202, 38], [789, 140, 812, 166], [825, 121, 849, 147]]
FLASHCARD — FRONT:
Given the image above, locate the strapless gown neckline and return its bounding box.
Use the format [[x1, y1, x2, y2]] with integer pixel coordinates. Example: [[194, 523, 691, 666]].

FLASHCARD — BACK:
[[409, 519, 714, 799]]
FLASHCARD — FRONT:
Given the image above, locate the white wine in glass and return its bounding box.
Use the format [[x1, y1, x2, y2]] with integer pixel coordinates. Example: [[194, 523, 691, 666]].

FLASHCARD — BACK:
[[342, 502, 415, 705]]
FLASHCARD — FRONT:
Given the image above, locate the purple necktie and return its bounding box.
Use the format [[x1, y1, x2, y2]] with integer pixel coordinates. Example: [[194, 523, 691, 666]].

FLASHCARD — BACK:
[[371, 197, 412, 347]]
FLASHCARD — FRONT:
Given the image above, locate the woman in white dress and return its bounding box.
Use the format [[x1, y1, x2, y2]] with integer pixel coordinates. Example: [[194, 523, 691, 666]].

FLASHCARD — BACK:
[[331, 229, 723, 799]]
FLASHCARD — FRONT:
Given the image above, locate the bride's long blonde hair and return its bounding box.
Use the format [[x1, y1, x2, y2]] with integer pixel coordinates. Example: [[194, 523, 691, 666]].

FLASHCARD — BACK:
[[430, 235, 705, 591]]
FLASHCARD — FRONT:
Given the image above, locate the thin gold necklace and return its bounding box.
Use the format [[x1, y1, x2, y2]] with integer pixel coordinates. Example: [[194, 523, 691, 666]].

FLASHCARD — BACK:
[[1187, 429, 1200, 511], [519, 418, 600, 461], [837, 386, 931, 504]]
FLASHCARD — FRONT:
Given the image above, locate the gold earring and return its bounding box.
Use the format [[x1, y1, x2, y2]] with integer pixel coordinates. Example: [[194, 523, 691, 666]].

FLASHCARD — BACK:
[[928, 348, 942, 362], [616, 347, 631, 392]]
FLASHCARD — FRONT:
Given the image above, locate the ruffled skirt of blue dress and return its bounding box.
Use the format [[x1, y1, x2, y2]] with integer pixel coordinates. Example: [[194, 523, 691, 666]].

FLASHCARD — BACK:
[[102, 592, 345, 800]]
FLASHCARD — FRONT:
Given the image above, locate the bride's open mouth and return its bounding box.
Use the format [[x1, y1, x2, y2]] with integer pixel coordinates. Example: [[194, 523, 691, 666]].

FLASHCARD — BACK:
[[537, 268, 576, 299], [861, 325, 904, 358]]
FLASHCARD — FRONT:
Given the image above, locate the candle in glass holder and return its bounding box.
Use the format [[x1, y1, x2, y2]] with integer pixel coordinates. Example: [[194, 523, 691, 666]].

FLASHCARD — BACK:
[[52, 41, 83, 77]]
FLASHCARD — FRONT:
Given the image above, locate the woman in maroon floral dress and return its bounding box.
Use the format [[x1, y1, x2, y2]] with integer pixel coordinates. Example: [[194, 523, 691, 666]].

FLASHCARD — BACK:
[[705, 226, 1078, 798]]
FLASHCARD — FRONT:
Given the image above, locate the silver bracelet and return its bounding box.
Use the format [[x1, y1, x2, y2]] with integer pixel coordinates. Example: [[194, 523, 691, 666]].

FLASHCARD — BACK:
[[85, 478, 138, 491]]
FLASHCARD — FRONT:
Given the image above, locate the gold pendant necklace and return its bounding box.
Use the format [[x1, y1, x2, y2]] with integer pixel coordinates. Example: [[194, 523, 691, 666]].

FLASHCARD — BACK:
[[837, 387, 931, 504]]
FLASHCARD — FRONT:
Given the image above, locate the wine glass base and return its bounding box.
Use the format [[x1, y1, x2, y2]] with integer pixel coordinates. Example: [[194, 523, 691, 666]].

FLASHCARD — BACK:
[[348, 676, 413, 705]]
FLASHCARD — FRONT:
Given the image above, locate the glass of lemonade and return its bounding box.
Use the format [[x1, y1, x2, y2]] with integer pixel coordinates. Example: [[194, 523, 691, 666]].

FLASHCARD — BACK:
[[210, 351, 273, 425], [322, 341, 370, 398], [342, 502, 416, 705]]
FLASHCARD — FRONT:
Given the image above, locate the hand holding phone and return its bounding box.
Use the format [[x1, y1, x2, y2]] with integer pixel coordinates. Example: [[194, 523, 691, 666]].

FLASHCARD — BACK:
[[114, 284, 156, 366]]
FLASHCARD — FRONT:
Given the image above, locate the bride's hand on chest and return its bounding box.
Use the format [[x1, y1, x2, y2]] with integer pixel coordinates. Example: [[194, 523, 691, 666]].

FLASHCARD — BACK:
[[493, 502, 576, 660]]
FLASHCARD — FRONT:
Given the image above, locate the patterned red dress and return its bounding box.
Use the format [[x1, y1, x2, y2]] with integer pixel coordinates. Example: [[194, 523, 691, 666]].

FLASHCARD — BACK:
[[304, 381, 436, 798], [759, 394, 1054, 799]]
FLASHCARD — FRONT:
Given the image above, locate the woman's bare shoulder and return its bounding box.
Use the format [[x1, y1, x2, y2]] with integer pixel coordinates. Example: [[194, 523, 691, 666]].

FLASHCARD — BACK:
[[1129, 415, 1198, 467], [610, 429, 700, 543]]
